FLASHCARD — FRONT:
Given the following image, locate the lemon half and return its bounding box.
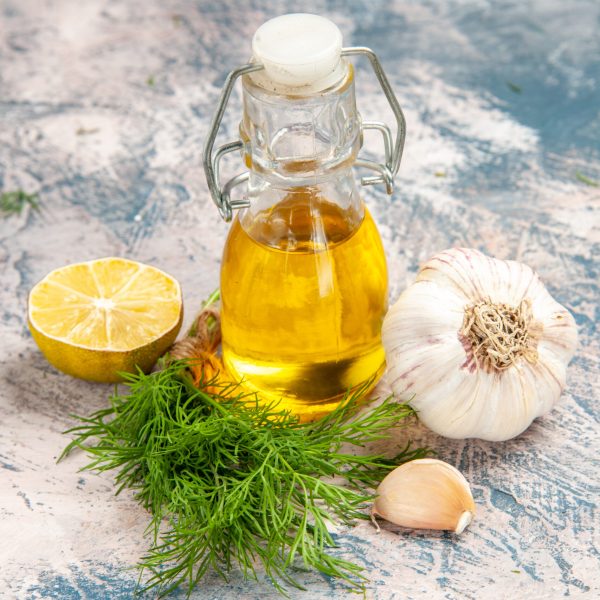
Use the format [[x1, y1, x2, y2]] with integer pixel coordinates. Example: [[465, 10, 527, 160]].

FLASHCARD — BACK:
[[28, 257, 183, 382]]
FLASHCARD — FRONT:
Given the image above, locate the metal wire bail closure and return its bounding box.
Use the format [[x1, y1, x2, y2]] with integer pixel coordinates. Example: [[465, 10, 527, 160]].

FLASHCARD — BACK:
[[202, 48, 407, 222]]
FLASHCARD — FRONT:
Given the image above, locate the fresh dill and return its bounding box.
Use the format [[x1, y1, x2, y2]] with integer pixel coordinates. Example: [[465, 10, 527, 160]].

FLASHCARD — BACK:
[[0, 190, 39, 216], [575, 171, 599, 187], [506, 81, 522, 94], [61, 361, 429, 597]]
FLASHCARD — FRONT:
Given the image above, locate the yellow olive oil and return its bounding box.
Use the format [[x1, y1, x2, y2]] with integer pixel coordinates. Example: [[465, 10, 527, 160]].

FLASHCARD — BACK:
[[220, 193, 388, 420]]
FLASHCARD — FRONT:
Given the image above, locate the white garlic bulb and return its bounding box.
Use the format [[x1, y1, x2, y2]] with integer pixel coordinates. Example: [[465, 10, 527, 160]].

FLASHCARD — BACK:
[[382, 248, 578, 441], [372, 458, 475, 533]]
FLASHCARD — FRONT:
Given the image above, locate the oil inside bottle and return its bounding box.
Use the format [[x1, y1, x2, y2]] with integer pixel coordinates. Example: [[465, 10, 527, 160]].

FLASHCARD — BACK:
[[220, 189, 388, 420]]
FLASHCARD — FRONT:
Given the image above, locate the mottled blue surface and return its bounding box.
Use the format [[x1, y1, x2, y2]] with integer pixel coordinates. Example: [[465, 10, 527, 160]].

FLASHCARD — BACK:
[[1, 1, 599, 599]]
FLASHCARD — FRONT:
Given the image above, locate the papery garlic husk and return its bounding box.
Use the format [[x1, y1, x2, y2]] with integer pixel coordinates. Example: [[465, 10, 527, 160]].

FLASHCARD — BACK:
[[372, 459, 475, 533], [382, 248, 578, 441]]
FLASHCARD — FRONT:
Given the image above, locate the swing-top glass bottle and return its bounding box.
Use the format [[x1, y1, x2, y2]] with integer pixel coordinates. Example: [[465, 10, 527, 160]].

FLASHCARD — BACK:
[[204, 14, 406, 420]]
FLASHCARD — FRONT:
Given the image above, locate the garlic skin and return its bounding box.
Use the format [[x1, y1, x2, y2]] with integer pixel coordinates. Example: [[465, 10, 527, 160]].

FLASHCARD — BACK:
[[372, 459, 475, 533], [382, 248, 578, 441]]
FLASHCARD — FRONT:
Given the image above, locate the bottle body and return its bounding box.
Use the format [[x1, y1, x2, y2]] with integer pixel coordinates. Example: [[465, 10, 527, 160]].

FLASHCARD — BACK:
[[220, 61, 388, 419], [221, 187, 387, 420]]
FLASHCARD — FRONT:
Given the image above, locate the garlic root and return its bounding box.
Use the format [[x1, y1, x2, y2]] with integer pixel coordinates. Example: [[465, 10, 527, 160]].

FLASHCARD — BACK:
[[372, 459, 475, 534]]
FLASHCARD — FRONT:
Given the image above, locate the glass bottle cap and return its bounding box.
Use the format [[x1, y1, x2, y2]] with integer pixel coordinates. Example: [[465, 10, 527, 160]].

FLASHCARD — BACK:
[[251, 13, 344, 92]]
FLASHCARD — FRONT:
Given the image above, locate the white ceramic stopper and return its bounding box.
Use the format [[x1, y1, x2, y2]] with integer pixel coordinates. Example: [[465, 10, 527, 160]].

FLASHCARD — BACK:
[[251, 13, 344, 92]]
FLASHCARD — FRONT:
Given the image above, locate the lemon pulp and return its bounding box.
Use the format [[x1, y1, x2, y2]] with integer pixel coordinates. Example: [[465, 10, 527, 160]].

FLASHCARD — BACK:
[[28, 257, 183, 382]]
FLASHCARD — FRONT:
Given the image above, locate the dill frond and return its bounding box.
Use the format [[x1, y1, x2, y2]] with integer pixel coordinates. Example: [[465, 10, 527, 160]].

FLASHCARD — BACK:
[[61, 360, 430, 597]]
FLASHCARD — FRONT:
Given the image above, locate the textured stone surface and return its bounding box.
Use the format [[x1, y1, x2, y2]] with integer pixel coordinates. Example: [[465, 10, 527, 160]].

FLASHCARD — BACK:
[[1, 1, 598, 598]]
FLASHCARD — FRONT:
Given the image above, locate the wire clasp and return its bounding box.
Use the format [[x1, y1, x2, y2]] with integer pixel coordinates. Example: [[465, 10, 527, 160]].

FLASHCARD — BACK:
[[203, 48, 406, 222]]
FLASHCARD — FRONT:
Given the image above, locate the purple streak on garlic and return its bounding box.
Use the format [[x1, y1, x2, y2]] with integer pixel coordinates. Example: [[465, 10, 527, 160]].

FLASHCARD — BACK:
[[382, 248, 578, 441]]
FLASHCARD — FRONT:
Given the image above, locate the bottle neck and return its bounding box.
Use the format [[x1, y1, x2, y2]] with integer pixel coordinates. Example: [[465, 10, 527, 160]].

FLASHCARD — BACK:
[[238, 62, 364, 249], [240, 62, 361, 186]]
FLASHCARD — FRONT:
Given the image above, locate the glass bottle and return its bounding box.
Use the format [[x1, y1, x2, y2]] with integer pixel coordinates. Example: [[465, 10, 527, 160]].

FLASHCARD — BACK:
[[204, 14, 406, 420]]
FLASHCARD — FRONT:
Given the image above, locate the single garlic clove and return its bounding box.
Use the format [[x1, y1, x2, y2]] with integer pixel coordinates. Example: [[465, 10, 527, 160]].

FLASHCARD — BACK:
[[372, 458, 475, 534]]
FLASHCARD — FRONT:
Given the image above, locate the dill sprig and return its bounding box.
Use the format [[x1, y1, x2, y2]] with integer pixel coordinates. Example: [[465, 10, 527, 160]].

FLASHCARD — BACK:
[[575, 171, 599, 187], [61, 362, 429, 597], [0, 190, 39, 216]]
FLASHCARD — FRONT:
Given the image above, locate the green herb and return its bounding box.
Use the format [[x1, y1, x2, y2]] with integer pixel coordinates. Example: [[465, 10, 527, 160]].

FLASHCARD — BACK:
[[434, 171, 447, 178], [1, 190, 39, 216], [147, 75, 155, 87], [61, 362, 429, 597], [506, 81, 522, 94], [511, 569, 521, 574], [575, 171, 599, 187]]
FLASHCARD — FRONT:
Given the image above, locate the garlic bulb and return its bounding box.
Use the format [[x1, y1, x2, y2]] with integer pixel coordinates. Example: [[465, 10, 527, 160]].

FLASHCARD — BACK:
[[382, 248, 578, 441], [372, 459, 475, 533]]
